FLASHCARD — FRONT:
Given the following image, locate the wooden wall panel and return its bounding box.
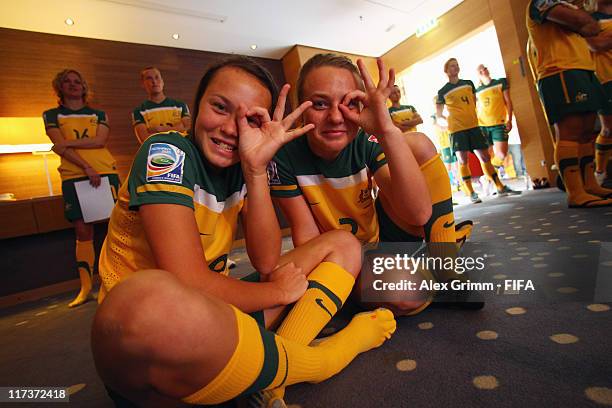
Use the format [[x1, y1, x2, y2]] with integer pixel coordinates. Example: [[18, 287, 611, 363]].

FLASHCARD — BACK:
[[382, 0, 491, 74], [32, 196, 72, 233], [0, 28, 286, 199], [281, 46, 303, 109], [0, 200, 37, 239], [295, 46, 378, 81], [489, 0, 555, 180], [281, 44, 378, 108]]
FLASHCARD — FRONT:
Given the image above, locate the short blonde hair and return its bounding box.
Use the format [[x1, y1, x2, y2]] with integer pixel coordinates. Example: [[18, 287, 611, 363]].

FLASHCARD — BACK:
[[52, 69, 89, 104], [297, 53, 364, 103], [444, 58, 458, 73], [140, 66, 160, 81]]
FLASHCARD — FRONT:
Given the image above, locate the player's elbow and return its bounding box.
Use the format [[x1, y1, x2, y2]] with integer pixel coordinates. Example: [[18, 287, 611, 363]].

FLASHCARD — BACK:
[[51, 144, 66, 156], [252, 256, 279, 275], [579, 21, 600, 38], [396, 199, 431, 227], [586, 38, 608, 52], [93, 139, 107, 148]]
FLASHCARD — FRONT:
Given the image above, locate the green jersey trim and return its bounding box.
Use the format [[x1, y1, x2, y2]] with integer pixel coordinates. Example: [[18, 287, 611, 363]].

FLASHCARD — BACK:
[[270, 130, 387, 198], [127, 132, 245, 213], [530, 0, 564, 24], [42, 106, 107, 128], [437, 80, 476, 103], [132, 98, 190, 126], [388, 105, 416, 113], [476, 78, 508, 94]]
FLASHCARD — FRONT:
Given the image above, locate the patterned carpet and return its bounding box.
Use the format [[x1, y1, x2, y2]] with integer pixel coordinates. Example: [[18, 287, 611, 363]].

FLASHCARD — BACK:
[[0, 187, 611, 407]]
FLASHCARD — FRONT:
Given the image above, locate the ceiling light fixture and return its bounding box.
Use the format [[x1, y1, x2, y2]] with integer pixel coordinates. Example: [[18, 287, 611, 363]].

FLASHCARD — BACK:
[[102, 0, 227, 23], [65, 18, 74, 26], [416, 18, 439, 38], [172, 33, 180, 40], [250, 44, 257, 50]]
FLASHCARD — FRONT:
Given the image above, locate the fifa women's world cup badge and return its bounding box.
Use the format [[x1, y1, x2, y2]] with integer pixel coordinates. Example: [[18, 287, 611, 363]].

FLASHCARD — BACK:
[[146, 143, 186, 184]]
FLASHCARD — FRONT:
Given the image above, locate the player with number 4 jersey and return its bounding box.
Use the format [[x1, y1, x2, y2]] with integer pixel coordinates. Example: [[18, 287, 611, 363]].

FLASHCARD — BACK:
[[436, 58, 519, 203]]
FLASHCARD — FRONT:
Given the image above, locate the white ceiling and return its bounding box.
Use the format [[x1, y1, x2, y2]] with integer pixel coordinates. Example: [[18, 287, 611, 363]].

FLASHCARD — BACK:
[[0, 0, 463, 59]]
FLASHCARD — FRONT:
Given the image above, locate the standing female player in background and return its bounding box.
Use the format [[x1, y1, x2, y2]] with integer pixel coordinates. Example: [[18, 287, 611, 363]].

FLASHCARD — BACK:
[[43, 69, 120, 307]]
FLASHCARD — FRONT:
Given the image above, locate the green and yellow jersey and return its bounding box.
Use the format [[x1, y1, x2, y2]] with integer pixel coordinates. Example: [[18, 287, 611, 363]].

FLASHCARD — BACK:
[[42, 106, 117, 180], [132, 98, 190, 131], [592, 11, 612, 84], [389, 105, 419, 132], [436, 80, 479, 133], [527, 0, 596, 80], [434, 125, 451, 149], [476, 78, 509, 127], [99, 132, 245, 293], [269, 131, 387, 244]]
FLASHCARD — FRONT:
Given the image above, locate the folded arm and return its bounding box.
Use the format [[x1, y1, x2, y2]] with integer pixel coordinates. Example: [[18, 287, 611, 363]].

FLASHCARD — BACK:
[[544, 3, 600, 37], [46, 126, 101, 186]]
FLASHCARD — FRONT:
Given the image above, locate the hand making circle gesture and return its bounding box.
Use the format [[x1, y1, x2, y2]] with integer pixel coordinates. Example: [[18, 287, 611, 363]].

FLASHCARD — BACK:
[[237, 84, 314, 176], [338, 58, 398, 140]]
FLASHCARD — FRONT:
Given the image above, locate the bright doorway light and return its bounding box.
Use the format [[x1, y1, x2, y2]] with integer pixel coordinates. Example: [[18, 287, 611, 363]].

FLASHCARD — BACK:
[[396, 24, 505, 147]]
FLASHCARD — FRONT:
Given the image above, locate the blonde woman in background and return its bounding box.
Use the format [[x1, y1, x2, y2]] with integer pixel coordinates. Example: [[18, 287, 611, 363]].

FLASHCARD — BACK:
[[43, 69, 120, 307]]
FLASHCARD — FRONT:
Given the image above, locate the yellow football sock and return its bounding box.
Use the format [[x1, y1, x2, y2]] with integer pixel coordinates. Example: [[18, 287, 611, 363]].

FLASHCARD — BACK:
[[268, 262, 354, 403], [277, 261, 354, 343], [579, 142, 612, 197], [491, 155, 504, 168], [459, 163, 474, 195], [556, 140, 610, 207], [182, 307, 396, 405], [595, 133, 612, 174], [309, 308, 397, 380], [481, 161, 504, 191], [420, 154, 455, 243], [454, 222, 473, 248], [69, 240, 94, 308]]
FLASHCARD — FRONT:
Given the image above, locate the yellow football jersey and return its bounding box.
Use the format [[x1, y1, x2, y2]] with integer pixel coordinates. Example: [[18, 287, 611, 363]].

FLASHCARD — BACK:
[[436, 80, 479, 133], [592, 11, 612, 84], [389, 105, 418, 132], [132, 98, 190, 131], [476, 78, 509, 127], [270, 130, 387, 244], [527, 0, 596, 80], [42, 106, 117, 180], [98, 133, 244, 295], [434, 126, 451, 149]]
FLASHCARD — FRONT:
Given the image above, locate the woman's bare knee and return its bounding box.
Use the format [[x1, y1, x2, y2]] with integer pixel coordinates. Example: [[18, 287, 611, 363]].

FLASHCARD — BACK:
[[406, 132, 437, 165], [92, 270, 234, 401], [92, 271, 177, 359], [322, 230, 362, 276], [92, 272, 195, 390]]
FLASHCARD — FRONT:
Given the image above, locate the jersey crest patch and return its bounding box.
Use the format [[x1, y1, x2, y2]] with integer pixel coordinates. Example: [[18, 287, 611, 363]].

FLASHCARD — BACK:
[[267, 161, 281, 185], [368, 135, 379, 143], [146, 143, 185, 184]]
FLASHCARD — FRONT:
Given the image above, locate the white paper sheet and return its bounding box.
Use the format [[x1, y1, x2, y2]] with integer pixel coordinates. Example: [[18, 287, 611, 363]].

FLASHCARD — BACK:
[[74, 176, 115, 223]]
